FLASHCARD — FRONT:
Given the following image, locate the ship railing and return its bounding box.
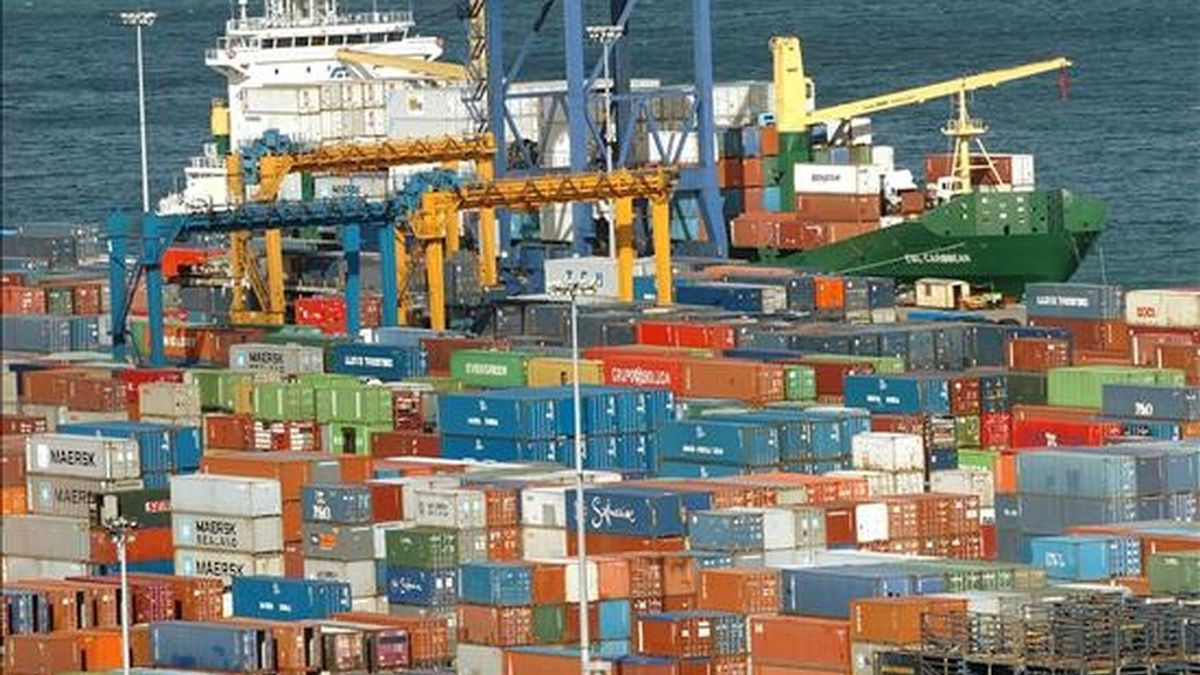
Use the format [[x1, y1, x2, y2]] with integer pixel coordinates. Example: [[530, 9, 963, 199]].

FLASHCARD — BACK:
[[227, 10, 414, 32], [189, 155, 228, 171], [207, 35, 263, 61]]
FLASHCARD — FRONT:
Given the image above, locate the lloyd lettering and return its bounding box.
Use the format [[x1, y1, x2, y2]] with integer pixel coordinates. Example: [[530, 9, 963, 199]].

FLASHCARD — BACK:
[[49, 448, 97, 467], [589, 497, 638, 530]]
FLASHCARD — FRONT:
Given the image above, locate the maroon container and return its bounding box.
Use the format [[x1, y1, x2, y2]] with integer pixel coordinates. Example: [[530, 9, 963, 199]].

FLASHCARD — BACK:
[[371, 430, 440, 458], [1006, 337, 1072, 372], [420, 336, 502, 377], [205, 413, 254, 450], [949, 376, 981, 415], [1027, 316, 1130, 355]]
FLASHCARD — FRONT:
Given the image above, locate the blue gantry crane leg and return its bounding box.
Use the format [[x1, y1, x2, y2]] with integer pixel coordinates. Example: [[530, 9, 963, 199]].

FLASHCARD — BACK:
[[343, 222, 362, 336]]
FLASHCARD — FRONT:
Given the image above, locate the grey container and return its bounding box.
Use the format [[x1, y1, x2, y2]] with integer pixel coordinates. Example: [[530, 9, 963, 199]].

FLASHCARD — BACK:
[[173, 512, 284, 554], [1025, 282, 1124, 320], [1, 315, 72, 353], [302, 522, 376, 562], [28, 474, 144, 518], [458, 528, 489, 564], [1, 514, 91, 560], [174, 547, 285, 586], [304, 558, 378, 598], [229, 343, 325, 376], [25, 433, 141, 480], [1102, 385, 1200, 421], [170, 474, 282, 518]]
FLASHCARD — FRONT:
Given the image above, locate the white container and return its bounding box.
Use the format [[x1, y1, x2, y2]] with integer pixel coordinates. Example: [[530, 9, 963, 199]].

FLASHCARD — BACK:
[[139, 381, 202, 420], [791, 506, 827, 549], [3, 557, 89, 584], [1125, 289, 1200, 329], [25, 434, 140, 480], [939, 590, 1031, 616], [646, 130, 719, 165], [755, 548, 821, 569], [172, 512, 283, 554], [914, 278, 972, 310], [852, 432, 924, 472], [871, 145, 895, 172], [351, 596, 388, 613], [170, 474, 282, 518], [888, 471, 927, 496], [1011, 154, 1036, 187], [2, 369, 17, 406], [521, 486, 570, 528], [931, 469, 995, 508], [826, 469, 891, 497], [388, 476, 462, 519], [228, 343, 325, 375], [174, 548, 285, 586], [852, 642, 889, 675], [522, 527, 568, 559], [411, 488, 487, 530], [854, 502, 890, 543], [456, 643, 504, 675], [458, 528, 489, 564], [794, 163, 879, 195], [304, 559, 377, 598], [1, 514, 91, 560]]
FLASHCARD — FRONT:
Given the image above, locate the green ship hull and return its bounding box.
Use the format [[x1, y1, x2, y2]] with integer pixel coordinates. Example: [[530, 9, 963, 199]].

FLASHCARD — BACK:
[[769, 189, 1107, 295]]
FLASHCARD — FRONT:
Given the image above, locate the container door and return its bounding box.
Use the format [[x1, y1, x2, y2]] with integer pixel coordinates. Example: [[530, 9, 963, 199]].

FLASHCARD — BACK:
[[342, 427, 358, 455]]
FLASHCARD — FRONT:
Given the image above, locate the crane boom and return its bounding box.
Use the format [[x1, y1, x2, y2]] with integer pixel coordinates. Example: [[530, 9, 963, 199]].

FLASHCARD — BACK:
[[804, 57, 1072, 128], [335, 49, 469, 82]]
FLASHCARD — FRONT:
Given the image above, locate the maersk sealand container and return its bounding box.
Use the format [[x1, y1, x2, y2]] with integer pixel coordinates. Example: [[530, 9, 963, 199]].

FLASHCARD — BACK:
[[231, 576, 351, 621], [660, 420, 780, 466], [565, 487, 687, 537]]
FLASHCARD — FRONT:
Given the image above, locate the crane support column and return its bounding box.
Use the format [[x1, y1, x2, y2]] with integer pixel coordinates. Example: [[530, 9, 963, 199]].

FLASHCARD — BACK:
[[564, 0, 593, 254], [615, 197, 634, 302], [106, 210, 129, 362], [650, 197, 672, 306], [380, 223, 399, 327], [343, 223, 362, 336], [610, 0, 633, 165], [426, 241, 446, 331], [477, 160, 498, 286], [691, 0, 726, 256], [487, 0, 512, 263], [142, 214, 165, 367], [396, 230, 411, 325]]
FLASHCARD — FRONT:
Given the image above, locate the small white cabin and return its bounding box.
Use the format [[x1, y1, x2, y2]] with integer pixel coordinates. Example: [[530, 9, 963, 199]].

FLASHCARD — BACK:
[[915, 278, 971, 309]]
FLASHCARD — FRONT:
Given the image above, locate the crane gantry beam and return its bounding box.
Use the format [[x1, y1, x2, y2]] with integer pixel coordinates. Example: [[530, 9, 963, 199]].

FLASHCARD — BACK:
[[413, 167, 679, 329]]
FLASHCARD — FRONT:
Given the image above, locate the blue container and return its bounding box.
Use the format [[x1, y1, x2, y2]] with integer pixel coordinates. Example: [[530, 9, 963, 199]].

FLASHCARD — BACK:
[[1102, 384, 1200, 421], [69, 316, 102, 351], [1029, 535, 1141, 580], [329, 342, 425, 381], [149, 621, 269, 672], [674, 283, 780, 314], [657, 460, 762, 479], [301, 484, 372, 525], [566, 487, 686, 537], [385, 567, 458, 606], [930, 448, 958, 470], [458, 562, 533, 606], [376, 327, 450, 348], [843, 375, 923, 414], [740, 126, 761, 157], [1105, 418, 1182, 440], [232, 576, 350, 621], [661, 420, 779, 466], [1024, 283, 1124, 320], [780, 565, 914, 618], [686, 550, 735, 569], [438, 389, 576, 439], [598, 599, 632, 640], [57, 421, 173, 473], [968, 325, 1008, 367], [762, 186, 782, 212], [689, 509, 778, 552], [169, 426, 202, 472], [866, 277, 896, 309], [142, 472, 171, 490], [702, 412, 805, 458], [440, 435, 527, 462]]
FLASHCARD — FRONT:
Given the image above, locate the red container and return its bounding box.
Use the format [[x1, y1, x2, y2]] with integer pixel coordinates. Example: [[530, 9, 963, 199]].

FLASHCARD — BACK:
[[800, 358, 874, 397], [698, 568, 778, 614], [1010, 405, 1121, 448], [1156, 343, 1200, 384], [679, 358, 785, 404], [925, 153, 1014, 186], [871, 413, 926, 434], [487, 525, 523, 561], [718, 158, 743, 188], [793, 192, 882, 221], [367, 480, 404, 521], [0, 285, 46, 314], [1028, 317, 1131, 355], [117, 368, 184, 406], [532, 563, 567, 605], [0, 272, 25, 286], [742, 158, 765, 187], [4, 633, 83, 674], [636, 320, 738, 350], [251, 420, 322, 452], [504, 648, 587, 675], [981, 523, 997, 559], [949, 376, 981, 415], [0, 414, 48, 436], [128, 573, 223, 621], [602, 353, 684, 390], [295, 295, 383, 335], [66, 377, 126, 412], [980, 412, 1012, 449], [900, 189, 926, 215], [71, 283, 103, 315], [371, 430, 441, 458], [1006, 337, 1072, 372], [205, 414, 254, 450], [743, 187, 765, 212], [750, 615, 850, 670], [89, 527, 173, 565], [636, 613, 724, 658], [568, 533, 687, 556], [457, 605, 533, 647], [284, 541, 304, 578], [421, 336, 502, 377], [823, 503, 857, 546], [161, 247, 219, 279], [730, 214, 827, 250], [333, 613, 451, 667], [201, 451, 325, 500], [393, 389, 427, 430], [626, 554, 665, 599], [1131, 327, 1200, 365], [68, 576, 176, 623]]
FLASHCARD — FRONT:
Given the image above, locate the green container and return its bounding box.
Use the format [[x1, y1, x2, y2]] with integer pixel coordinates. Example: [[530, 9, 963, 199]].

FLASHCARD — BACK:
[[954, 415, 981, 448], [784, 365, 817, 401], [325, 422, 391, 455], [1047, 366, 1185, 409], [1148, 551, 1200, 593], [777, 131, 811, 213], [849, 145, 873, 165], [404, 376, 465, 393], [301, 172, 316, 201], [957, 448, 998, 472], [450, 350, 528, 388], [1006, 372, 1048, 406], [297, 373, 360, 389], [761, 155, 781, 187], [253, 381, 315, 421], [811, 146, 832, 165], [315, 386, 393, 424], [91, 487, 172, 528], [189, 370, 256, 412], [801, 353, 905, 374], [533, 605, 567, 644], [45, 287, 74, 315], [385, 526, 459, 569]]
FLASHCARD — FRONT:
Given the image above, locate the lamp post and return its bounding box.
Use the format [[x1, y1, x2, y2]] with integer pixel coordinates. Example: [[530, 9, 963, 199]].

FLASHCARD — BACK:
[[104, 516, 139, 675], [119, 10, 157, 213], [547, 271, 601, 673], [586, 25, 625, 256]]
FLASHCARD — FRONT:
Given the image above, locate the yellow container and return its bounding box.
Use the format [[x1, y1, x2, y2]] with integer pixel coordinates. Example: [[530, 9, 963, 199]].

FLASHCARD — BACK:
[[526, 357, 604, 387], [210, 99, 231, 137]]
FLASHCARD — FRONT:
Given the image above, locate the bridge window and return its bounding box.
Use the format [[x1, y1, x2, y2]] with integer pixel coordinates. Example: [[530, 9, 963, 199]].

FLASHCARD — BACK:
[[329, 35, 345, 45], [387, 31, 406, 41], [346, 33, 366, 45], [261, 38, 275, 49], [295, 37, 309, 47], [276, 37, 293, 48], [369, 33, 386, 43], [310, 36, 326, 46]]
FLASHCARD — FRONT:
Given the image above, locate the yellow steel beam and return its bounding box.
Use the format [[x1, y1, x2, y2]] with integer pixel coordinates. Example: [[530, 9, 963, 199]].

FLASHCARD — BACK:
[[650, 198, 672, 306], [615, 197, 635, 302], [802, 57, 1072, 128], [475, 159, 497, 286], [335, 49, 469, 81], [450, 167, 676, 211]]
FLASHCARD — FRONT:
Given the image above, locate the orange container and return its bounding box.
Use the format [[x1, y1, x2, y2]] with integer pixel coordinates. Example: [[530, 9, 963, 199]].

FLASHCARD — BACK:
[[338, 454, 373, 483], [202, 451, 322, 500], [749, 615, 850, 670], [1007, 337, 1072, 371], [592, 555, 632, 600], [503, 648, 583, 675], [742, 158, 765, 187], [532, 562, 567, 604], [850, 596, 968, 646], [1, 485, 27, 514], [743, 187, 765, 213], [759, 126, 779, 156], [660, 553, 700, 597], [284, 541, 305, 578], [3, 633, 82, 674], [753, 665, 842, 675], [994, 451, 1019, 494], [332, 612, 451, 665], [1156, 343, 1200, 384], [457, 605, 533, 647], [813, 275, 845, 309], [567, 533, 687, 556], [89, 526, 173, 564], [718, 158, 744, 188], [282, 500, 303, 542], [487, 526, 523, 561], [72, 629, 124, 670], [793, 192, 882, 221], [698, 568, 778, 614]]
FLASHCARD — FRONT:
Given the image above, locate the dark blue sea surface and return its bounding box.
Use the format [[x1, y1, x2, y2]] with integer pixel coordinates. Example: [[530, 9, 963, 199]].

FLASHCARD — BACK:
[[3, 0, 1197, 284]]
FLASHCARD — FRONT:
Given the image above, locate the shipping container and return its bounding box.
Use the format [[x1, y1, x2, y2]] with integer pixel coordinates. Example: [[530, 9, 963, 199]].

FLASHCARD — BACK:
[[169, 474, 282, 518], [24, 433, 140, 480], [229, 343, 324, 375]]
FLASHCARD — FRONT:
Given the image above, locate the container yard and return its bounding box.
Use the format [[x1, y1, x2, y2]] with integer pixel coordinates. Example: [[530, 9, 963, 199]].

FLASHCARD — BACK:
[[2, 1, 1198, 674]]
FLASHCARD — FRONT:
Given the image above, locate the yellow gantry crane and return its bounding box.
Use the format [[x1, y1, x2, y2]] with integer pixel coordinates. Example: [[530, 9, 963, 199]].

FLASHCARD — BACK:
[[228, 134, 498, 326], [771, 36, 1071, 193], [413, 167, 678, 330]]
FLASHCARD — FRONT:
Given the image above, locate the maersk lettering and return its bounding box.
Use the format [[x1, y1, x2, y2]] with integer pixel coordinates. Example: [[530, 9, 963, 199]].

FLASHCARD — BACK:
[[49, 448, 97, 467], [196, 560, 246, 578], [55, 487, 93, 505], [194, 519, 241, 549], [246, 351, 284, 366]]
